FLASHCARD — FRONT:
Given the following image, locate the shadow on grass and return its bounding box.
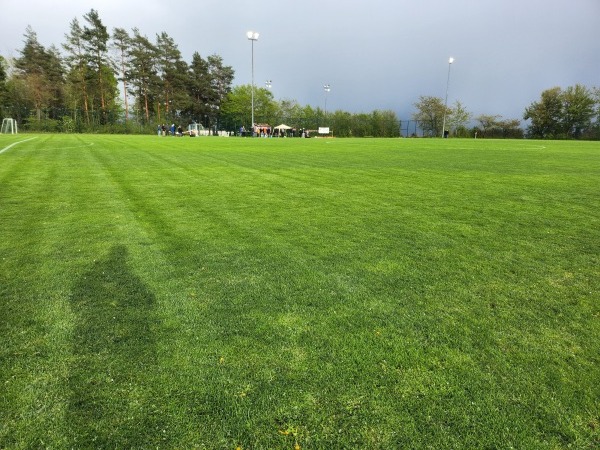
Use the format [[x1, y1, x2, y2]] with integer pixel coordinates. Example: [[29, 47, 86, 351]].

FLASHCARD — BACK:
[[67, 245, 163, 448]]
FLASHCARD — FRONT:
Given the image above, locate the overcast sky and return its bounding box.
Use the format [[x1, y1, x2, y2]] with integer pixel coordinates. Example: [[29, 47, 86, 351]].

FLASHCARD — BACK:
[[1, 0, 599, 121]]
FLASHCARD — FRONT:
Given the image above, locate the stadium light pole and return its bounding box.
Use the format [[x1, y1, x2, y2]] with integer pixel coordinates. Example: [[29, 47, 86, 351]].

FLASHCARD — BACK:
[[442, 57, 454, 138], [323, 84, 331, 119], [247, 31, 259, 135], [265, 80, 272, 89]]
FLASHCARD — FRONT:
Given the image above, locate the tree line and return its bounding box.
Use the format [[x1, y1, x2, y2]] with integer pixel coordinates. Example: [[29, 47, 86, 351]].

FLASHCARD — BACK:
[[411, 86, 600, 140], [0, 9, 235, 134], [0, 8, 401, 137], [221, 84, 401, 137], [411, 97, 523, 139], [0, 9, 598, 139]]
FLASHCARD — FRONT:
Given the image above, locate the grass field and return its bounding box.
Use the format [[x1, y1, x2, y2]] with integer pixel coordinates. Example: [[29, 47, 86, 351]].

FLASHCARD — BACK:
[[1, 134, 599, 449]]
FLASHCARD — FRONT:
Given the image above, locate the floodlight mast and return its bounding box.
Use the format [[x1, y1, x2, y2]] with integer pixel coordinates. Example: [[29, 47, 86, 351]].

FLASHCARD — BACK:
[[442, 57, 454, 138], [247, 31, 259, 135], [323, 84, 331, 119]]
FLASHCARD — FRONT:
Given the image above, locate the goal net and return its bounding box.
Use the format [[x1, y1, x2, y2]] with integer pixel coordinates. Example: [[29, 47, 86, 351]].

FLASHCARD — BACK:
[[1, 118, 18, 134]]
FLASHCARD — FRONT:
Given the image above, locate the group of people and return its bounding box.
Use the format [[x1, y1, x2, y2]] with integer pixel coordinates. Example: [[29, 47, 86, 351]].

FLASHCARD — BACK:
[[158, 123, 192, 137], [239, 126, 292, 138], [256, 127, 271, 138], [238, 126, 273, 137], [155, 123, 308, 138]]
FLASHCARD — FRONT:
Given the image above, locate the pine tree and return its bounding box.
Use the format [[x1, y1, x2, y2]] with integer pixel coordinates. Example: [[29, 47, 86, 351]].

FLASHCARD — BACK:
[[112, 28, 131, 121], [188, 52, 212, 124], [155, 32, 189, 122], [63, 18, 90, 123], [82, 9, 115, 123], [207, 54, 234, 128], [128, 28, 159, 122], [15, 26, 63, 121]]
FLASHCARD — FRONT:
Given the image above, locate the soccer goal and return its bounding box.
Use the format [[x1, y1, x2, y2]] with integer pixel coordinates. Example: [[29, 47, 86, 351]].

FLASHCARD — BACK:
[[1, 118, 18, 134]]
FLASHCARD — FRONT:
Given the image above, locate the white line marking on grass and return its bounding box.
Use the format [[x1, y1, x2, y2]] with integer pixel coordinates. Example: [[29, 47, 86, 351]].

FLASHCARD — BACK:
[[0, 137, 38, 155]]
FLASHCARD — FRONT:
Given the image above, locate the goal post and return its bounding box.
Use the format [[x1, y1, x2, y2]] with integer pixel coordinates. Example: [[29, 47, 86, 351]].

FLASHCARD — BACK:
[[1, 118, 18, 134]]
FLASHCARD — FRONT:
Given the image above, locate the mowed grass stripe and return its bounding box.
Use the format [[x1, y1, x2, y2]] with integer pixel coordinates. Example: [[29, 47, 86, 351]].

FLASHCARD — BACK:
[[0, 136, 105, 447], [1, 135, 599, 448], [1, 136, 160, 446]]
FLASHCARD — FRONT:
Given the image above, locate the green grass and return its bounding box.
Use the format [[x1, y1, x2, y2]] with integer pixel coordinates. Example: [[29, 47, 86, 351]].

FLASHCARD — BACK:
[[1, 134, 599, 449]]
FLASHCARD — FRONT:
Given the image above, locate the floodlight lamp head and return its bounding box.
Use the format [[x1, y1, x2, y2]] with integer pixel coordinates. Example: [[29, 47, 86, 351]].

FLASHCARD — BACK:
[[448, 57, 455, 64], [247, 31, 259, 40]]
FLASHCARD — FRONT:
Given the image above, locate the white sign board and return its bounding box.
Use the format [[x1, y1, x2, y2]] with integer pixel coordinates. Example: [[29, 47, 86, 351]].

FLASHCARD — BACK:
[[318, 127, 330, 134]]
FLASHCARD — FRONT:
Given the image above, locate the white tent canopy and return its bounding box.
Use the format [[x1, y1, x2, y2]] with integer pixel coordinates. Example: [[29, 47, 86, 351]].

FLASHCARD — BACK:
[[274, 124, 292, 130]]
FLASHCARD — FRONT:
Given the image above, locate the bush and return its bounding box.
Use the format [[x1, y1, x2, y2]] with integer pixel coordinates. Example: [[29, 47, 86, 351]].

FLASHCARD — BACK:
[[60, 116, 75, 133], [22, 117, 60, 133]]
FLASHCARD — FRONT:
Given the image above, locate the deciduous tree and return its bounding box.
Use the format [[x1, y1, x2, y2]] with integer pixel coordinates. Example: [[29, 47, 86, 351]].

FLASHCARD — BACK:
[[221, 84, 275, 129], [412, 96, 447, 137], [561, 84, 595, 138], [523, 85, 596, 139], [0, 56, 10, 118], [495, 118, 523, 138], [371, 110, 400, 137], [275, 98, 302, 125], [476, 114, 501, 138], [0, 56, 7, 104], [448, 100, 471, 137]]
